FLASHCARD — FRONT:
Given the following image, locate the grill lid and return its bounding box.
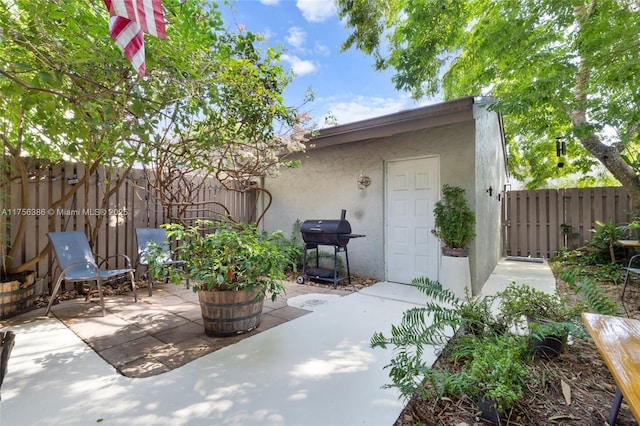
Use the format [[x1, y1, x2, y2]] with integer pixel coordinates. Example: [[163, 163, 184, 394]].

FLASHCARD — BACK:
[[301, 219, 352, 235], [300, 210, 354, 247], [300, 219, 352, 247]]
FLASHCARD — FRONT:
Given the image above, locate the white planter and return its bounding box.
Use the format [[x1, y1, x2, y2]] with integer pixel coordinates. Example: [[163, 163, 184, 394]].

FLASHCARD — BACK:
[[439, 255, 471, 299]]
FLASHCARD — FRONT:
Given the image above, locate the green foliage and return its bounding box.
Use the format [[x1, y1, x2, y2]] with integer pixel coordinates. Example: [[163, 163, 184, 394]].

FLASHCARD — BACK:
[[432, 185, 476, 249], [499, 282, 583, 323], [375, 302, 529, 410], [621, 218, 640, 239], [336, 0, 640, 199], [268, 228, 303, 274], [588, 262, 625, 283], [552, 248, 626, 283], [588, 221, 626, 263], [556, 266, 581, 289], [527, 320, 578, 347], [551, 252, 622, 316], [415, 277, 504, 339], [551, 247, 583, 264], [370, 277, 504, 401], [456, 335, 529, 412], [1, 0, 311, 275], [560, 223, 580, 249], [152, 220, 287, 302], [574, 278, 621, 316], [371, 272, 620, 408], [290, 220, 304, 249], [498, 282, 587, 343], [380, 350, 459, 402]]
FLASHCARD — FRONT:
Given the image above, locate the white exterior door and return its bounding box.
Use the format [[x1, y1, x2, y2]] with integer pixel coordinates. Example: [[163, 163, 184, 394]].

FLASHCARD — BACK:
[[386, 157, 440, 284]]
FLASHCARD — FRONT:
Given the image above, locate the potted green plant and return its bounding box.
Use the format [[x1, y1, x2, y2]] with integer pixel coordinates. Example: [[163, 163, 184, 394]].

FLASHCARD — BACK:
[[432, 184, 476, 257], [456, 334, 529, 421], [498, 282, 586, 357], [150, 219, 288, 337]]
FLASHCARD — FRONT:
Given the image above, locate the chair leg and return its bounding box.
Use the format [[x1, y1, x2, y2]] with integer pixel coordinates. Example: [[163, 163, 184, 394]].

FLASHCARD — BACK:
[[622, 269, 631, 300], [44, 276, 65, 316], [85, 281, 95, 301], [96, 278, 106, 316], [129, 270, 138, 302], [147, 267, 153, 297], [608, 388, 623, 425]]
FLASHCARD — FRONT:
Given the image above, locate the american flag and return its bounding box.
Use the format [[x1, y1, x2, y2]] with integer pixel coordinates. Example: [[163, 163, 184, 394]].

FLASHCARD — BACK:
[[104, 0, 166, 76]]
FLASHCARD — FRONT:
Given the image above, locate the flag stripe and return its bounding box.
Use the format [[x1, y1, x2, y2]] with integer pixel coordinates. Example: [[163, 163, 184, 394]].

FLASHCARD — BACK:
[[142, 0, 165, 37], [108, 16, 146, 76], [104, 0, 165, 76], [108, 0, 165, 38], [135, 1, 148, 33]]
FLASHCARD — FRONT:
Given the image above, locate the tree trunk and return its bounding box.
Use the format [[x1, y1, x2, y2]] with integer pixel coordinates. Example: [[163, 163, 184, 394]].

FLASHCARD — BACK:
[[579, 133, 640, 211]]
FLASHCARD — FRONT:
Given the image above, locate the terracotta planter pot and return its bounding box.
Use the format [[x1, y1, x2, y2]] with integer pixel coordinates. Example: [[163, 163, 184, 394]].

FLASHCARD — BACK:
[[441, 247, 469, 257], [197, 288, 264, 337]]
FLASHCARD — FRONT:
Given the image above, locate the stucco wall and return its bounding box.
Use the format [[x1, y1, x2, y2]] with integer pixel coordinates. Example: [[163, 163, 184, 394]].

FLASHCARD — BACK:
[[261, 121, 476, 282], [471, 105, 507, 293]]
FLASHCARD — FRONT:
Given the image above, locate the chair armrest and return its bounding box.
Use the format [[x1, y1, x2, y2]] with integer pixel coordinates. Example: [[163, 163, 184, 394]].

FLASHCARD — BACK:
[[97, 254, 133, 269], [60, 261, 100, 280], [628, 254, 640, 269]]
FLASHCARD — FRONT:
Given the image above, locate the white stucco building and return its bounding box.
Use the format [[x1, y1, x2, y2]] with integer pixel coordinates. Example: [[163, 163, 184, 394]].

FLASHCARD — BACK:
[[260, 96, 508, 295]]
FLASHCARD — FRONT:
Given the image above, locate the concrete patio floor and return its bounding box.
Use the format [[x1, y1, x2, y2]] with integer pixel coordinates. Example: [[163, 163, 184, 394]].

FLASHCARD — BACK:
[[40, 281, 354, 378], [0, 259, 556, 426]]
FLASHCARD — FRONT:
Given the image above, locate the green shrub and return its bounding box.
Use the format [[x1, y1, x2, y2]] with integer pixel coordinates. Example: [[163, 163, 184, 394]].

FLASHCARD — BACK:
[[498, 282, 587, 344], [456, 334, 529, 412], [269, 229, 303, 273], [588, 220, 626, 264]]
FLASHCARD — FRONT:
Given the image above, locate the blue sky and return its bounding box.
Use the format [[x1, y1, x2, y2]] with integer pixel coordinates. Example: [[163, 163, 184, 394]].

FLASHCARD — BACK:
[[219, 0, 440, 128]]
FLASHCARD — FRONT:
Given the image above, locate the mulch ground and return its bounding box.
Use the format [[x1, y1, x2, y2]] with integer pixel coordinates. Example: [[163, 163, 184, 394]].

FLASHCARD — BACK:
[[393, 269, 640, 426]]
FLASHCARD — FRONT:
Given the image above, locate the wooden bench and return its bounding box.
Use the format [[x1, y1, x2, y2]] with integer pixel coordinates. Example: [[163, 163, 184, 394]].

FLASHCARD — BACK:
[[582, 313, 640, 425]]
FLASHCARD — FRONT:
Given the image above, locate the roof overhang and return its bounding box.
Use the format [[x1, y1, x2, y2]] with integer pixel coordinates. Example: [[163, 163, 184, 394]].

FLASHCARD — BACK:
[[309, 96, 485, 149]]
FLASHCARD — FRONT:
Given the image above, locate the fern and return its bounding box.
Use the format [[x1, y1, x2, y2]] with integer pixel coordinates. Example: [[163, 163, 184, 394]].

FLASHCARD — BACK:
[[371, 276, 505, 401], [574, 277, 620, 316], [412, 277, 461, 307], [557, 267, 580, 288]]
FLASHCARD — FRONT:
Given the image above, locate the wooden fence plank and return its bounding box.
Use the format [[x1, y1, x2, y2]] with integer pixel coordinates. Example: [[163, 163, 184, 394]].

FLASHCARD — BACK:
[[505, 187, 637, 259], [3, 159, 254, 291]]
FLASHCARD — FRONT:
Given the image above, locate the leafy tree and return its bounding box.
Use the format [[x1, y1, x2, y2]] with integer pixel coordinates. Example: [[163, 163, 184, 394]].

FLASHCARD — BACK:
[[337, 0, 640, 204], [0, 0, 309, 277]]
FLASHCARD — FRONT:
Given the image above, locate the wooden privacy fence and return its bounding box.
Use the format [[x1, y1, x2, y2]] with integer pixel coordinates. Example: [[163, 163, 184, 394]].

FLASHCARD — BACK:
[[1, 160, 256, 291], [503, 187, 636, 259]]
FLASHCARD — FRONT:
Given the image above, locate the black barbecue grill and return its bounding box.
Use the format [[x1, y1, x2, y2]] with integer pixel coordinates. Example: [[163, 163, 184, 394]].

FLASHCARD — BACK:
[[297, 210, 365, 288]]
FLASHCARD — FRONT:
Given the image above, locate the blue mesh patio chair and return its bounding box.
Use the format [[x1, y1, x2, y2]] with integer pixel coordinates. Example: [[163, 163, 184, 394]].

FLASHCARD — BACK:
[[45, 231, 137, 316], [136, 228, 186, 296]]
